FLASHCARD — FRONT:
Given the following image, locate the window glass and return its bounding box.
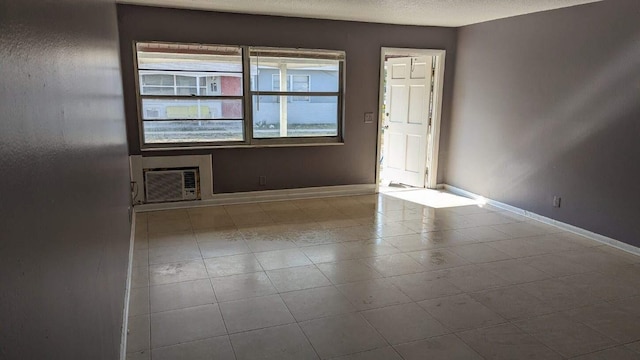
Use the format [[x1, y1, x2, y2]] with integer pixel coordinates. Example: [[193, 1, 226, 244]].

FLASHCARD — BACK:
[[252, 96, 338, 138], [143, 120, 243, 143]]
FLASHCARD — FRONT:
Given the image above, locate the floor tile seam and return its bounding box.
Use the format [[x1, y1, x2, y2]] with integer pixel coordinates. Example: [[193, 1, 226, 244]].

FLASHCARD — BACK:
[[147, 333, 231, 353], [453, 322, 565, 359], [275, 294, 324, 360], [356, 303, 454, 340], [389, 332, 488, 359]]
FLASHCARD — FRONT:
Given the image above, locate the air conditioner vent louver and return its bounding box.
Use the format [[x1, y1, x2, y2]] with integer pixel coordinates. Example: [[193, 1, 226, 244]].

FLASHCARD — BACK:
[[144, 168, 200, 203]]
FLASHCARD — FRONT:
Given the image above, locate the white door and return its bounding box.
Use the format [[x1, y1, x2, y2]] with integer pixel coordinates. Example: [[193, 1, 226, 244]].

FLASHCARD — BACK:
[[383, 56, 433, 188]]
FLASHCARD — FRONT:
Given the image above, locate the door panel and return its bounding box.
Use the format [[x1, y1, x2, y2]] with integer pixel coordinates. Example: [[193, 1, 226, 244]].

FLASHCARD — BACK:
[[382, 56, 433, 187], [389, 85, 408, 123], [408, 85, 427, 125]]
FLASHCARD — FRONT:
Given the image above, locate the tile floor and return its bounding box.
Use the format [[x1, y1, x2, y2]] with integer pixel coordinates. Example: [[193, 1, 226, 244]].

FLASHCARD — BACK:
[[126, 191, 640, 360]]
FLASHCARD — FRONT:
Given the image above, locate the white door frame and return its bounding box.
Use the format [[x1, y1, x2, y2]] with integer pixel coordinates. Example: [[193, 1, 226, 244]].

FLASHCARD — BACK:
[[375, 47, 446, 192]]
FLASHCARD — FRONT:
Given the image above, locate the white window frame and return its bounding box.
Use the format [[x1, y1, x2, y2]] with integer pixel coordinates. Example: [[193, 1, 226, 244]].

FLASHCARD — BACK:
[[134, 41, 345, 150]]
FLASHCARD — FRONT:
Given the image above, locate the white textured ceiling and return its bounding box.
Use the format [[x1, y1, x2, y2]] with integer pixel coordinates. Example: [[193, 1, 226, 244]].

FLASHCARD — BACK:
[[118, 0, 601, 27]]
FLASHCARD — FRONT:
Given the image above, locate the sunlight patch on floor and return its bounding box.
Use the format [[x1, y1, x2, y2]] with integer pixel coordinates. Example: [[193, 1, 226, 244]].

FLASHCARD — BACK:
[[382, 188, 483, 209]]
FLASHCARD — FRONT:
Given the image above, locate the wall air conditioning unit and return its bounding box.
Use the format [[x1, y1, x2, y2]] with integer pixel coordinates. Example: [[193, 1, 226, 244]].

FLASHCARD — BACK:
[[144, 167, 200, 203]]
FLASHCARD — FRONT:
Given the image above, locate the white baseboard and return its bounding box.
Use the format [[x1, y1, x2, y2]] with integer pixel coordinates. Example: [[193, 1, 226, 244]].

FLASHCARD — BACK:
[[135, 184, 377, 212], [443, 184, 640, 257], [120, 211, 136, 360]]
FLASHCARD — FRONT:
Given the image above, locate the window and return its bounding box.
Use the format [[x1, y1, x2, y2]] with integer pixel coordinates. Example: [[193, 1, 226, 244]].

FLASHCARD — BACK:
[[250, 47, 342, 139], [270, 75, 310, 102], [135, 42, 344, 148]]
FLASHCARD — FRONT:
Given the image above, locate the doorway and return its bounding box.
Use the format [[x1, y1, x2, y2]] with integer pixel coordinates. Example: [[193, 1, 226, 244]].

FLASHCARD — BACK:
[[376, 48, 445, 193]]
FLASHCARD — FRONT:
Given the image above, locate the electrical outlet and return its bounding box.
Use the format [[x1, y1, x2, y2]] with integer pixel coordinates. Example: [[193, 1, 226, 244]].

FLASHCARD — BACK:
[[553, 196, 561, 208], [259, 175, 267, 186], [364, 112, 374, 123]]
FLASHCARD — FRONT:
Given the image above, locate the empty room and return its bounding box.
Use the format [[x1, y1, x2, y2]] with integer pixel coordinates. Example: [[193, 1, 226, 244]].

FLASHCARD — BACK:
[[2, 0, 640, 359]]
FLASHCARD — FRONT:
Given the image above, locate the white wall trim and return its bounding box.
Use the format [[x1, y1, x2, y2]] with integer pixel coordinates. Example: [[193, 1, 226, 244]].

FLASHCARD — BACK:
[[120, 211, 136, 360], [135, 184, 376, 212], [443, 184, 640, 256]]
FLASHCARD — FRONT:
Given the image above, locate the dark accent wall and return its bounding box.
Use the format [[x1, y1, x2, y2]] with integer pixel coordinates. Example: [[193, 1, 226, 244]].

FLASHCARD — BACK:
[[117, 5, 457, 193], [447, 1, 640, 247], [0, 0, 131, 359]]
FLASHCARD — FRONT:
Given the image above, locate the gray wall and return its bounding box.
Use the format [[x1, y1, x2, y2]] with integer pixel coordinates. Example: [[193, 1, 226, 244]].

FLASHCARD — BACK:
[[0, 0, 131, 359], [447, 0, 640, 247], [117, 5, 457, 193]]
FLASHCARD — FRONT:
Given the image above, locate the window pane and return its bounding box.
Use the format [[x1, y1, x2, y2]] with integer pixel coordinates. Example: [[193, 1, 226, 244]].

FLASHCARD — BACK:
[[142, 98, 243, 120], [251, 57, 339, 92], [252, 95, 338, 138], [142, 87, 175, 96], [176, 75, 197, 87], [142, 74, 174, 86], [143, 120, 243, 143], [176, 87, 198, 96], [137, 43, 243, 72]]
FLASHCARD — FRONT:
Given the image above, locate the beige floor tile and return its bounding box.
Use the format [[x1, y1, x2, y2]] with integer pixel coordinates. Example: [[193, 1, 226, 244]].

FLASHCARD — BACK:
[[449, 243, 512, 263], [148, 243, 202, 265], [131, 266, 149, 288], [406, 248, 470, 271], [462, 212, 515, 226], [198, 238, 250, 258], [393, 334, 483, 360], [492, 222, 557, 238], [342, 239, 401, 258], [558, 271, 640, 301], [230, 323, 318, 360], [150, 279, 216, 313], [204, 254, 262, 277], [280, 286, 357, 322], [301, 243, 356, 264], [219, 294, 295, 333], [470, 286, 557, 320], [566, 303, 640, 343], [478, 258, 550, 285], [151, 336, 234, 360], [127, 314, 150, 353], [608, 296, 640, 317], [521, 253, 592, 277], [556, 248, 637, 272], [382, 233, 433, 252], [129, 287, 150, 316], [571, 346, 640, 360], [150, 304, 227, 348], [418, 294, 506, 331], [299, 313, 387, 359], [486, 238, 550, 258], [189, 214, 236, 230], [361, 303, 448, 345], [517, 278, 598, 312], [126, 350, 150, 360], [514, 313, 617, 358], [626, 341, 640, 353], [439, 265, 511, 292], [148, 218, 192, 235], [336, 279, 411, 310], [458, 323, 562, 359], [330, 347, 402, 360], [195, 229, 243, 242], [147, 231, 197, 249], [525, 232, 593, 252], [211, 271, 277, 302], [387, 272, 463, 301], [452, 226, 511, 242], [149, 260, 208, 285], [254, 248, 312, 270], [316, 259, 382, 284], [133, 249, 148, 268], [361, 253, 426, 277], [244, 236, 297, 253], [266, 265, 331, 293]]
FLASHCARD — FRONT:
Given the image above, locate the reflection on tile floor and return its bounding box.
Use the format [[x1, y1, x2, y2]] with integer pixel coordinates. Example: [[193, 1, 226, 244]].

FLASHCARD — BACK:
[[126, 191, 640, 360]]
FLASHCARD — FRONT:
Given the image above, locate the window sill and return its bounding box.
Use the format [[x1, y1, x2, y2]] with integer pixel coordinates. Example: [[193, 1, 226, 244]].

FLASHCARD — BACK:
[[140, 141, 344, 152]]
